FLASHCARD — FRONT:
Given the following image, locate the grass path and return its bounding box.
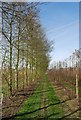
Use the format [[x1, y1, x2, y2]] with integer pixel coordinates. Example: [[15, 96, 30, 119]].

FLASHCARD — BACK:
[[15, 75, 64, 119]]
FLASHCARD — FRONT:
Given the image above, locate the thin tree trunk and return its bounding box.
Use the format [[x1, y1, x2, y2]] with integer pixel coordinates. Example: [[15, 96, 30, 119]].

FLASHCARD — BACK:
[[25, 61, 28, 85], [16, 22, 20, 90], [9, 21, 13, 96]]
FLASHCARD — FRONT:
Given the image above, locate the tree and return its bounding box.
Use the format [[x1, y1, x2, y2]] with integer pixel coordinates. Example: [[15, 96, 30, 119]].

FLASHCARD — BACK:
[[2, 2, 51, 96]]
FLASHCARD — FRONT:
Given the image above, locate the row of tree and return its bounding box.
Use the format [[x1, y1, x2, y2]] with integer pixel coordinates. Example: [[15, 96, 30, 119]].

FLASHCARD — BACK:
[[48, 48, 81, 100], [1, 2, 51, 96]]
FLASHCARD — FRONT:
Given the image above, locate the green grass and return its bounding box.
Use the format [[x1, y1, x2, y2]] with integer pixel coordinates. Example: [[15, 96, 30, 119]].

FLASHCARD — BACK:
[[15, 75, 65, 119], [62, 80, 75, 91], [43, 76, 64, 119]]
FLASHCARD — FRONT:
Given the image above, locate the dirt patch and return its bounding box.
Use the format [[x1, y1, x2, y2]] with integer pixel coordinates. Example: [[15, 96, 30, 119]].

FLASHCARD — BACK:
[[2, 80, 39, 119], [50, 79, 80, 118]]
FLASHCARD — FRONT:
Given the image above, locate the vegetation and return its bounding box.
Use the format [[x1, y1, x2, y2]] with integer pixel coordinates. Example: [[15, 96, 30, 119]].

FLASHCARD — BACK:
[[48, 49, 81, 99], [2, 2, 51, 97], [1, 2, 81, 119], [15, 75, 64, 119]]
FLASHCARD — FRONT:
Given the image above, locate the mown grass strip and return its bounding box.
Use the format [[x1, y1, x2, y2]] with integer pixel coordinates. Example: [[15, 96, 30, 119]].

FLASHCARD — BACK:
[[16, 81, 42, 119], [15, 75, 65, 119], [43, 76, 64, 119]]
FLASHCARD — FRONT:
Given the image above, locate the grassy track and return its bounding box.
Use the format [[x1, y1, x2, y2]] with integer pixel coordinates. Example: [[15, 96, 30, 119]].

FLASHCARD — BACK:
[[15, 75, 64, 119]]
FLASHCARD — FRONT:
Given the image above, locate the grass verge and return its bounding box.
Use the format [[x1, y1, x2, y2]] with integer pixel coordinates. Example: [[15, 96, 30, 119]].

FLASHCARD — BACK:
[[16, 75, 64, 119]]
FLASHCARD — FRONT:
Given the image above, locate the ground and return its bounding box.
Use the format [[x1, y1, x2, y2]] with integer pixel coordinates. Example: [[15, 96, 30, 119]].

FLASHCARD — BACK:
[[2, 75, 80, 119]]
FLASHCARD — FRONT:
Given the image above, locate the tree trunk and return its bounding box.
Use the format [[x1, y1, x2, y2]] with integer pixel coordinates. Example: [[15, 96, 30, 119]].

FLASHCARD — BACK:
[[9, 21, 13, 96]]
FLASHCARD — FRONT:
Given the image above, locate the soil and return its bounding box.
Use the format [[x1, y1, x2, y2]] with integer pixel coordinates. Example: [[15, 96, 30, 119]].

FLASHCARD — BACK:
[[50, 79, 81, 119], [2, 77, 81, 119], [2, 80, 39, 119]]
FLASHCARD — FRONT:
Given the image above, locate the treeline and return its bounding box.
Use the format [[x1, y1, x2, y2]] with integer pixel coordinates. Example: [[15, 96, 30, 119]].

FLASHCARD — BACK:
[[1, 2, 51, 96], [48, 49, 81, 99]]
